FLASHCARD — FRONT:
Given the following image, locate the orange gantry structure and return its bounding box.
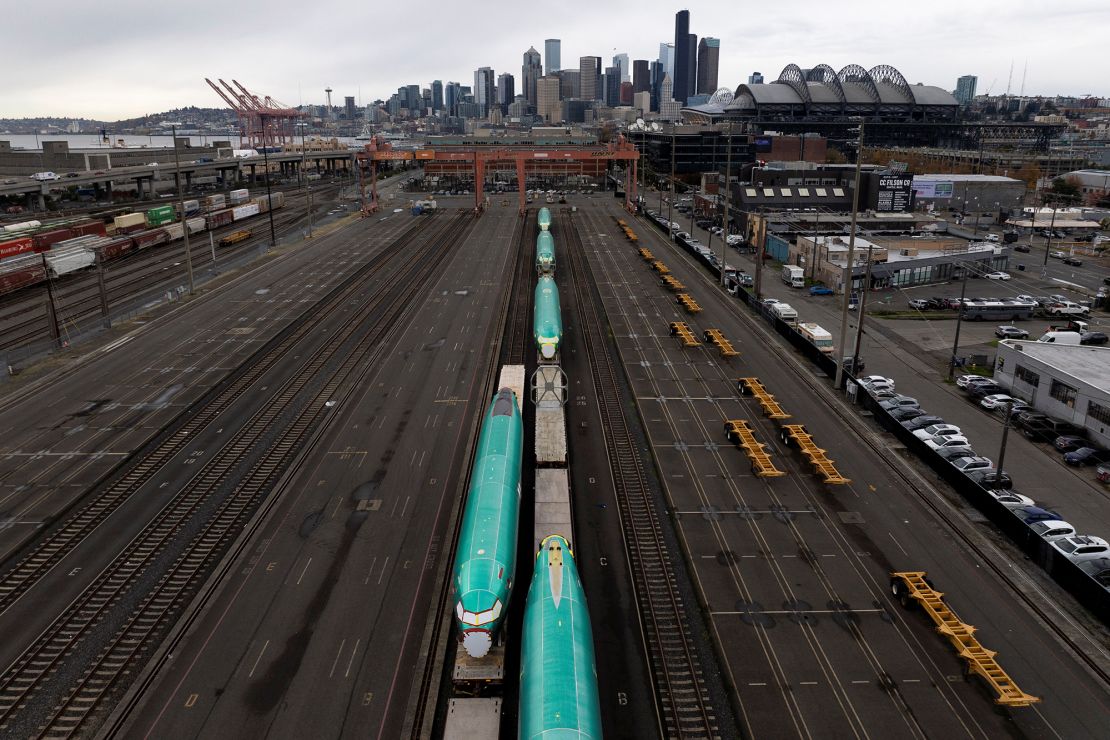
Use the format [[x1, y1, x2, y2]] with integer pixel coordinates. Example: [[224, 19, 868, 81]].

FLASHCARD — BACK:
[[354, 135, 640, 215]]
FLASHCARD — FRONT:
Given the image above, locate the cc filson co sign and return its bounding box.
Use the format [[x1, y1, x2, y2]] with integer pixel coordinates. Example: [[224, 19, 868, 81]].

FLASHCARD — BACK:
[[877, 176, 914, 212]]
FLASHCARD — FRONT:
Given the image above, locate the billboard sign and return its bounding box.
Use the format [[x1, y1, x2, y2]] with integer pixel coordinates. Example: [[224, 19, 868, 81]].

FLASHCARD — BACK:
[[877, 176, 914, 212], [753, 137, 772, 153], [912, 178, 954, 199]]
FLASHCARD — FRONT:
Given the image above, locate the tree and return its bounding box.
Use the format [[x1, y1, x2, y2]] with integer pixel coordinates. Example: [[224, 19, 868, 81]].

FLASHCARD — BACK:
[[1050, 177, 1081, 201], [825, 148, 847, 164]]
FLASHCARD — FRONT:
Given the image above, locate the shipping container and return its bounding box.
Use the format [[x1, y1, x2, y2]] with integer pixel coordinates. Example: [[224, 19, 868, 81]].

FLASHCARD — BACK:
[[253, 191, 284, 212], [176, 199, 200, 217], [229, 188, 250, 205], [130, 228, 169, 250], [146, 205, 176, 227], [113, 213, 147, 233], [2, 220, 42, 233], [164, 223, 185, 241], [71, 220, 107, 238], [0, 256, 47, 294], [204, 194, 226, 210], [232, 203, 260, 221], [206, 209, 234, 229], [32, 228, 76, 251], [0, 238, 34, 261], [185, 217, 206, 234], [96, 237, 133, 262]]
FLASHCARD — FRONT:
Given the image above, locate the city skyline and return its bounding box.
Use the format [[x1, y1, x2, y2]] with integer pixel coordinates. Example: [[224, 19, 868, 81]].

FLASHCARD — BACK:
[[5, 0, 1109, 119]]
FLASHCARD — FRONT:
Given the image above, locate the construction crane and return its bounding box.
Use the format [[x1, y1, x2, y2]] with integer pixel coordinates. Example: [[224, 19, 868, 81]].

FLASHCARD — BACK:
[[205, 78, 304, 149]]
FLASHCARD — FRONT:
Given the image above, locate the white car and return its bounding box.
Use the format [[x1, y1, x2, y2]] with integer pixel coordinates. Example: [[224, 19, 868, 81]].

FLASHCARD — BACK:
[[956, 374, 994, 389], [726, 235, 744, 246], [859, 375, 895, 389], [988, 490, 1036, 509], [952, 456, 993, 471], [1015, 294, 1037, 303], [980, 394, 1015, 410], [984, 271, 1011, 281], [913, 424, 962, 440], [925, 435, 972, 451], [1051, 535, 1110, 563], [1029, 520, 1076, 542]]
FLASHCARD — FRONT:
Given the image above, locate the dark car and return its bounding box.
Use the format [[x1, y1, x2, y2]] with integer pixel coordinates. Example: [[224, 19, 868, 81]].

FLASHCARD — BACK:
[[995, 325, 1029, 339], [1081, 332, 1108, 346], [889, 407, 927, 422], [1013, 244, 1031, 253], [967, 383, 1006, 400], [1063, 257, 1083, 267], [936, 445, 977, 462], [1054, 435, 1089, 452], [1013, 410, 1049, 429], [902, 415, 945, 431], [1014, 506, 1062, 524], [964, 468, 1013, 490], [1064, 448, 1110, 467], [1023, 419, 1087, 444]]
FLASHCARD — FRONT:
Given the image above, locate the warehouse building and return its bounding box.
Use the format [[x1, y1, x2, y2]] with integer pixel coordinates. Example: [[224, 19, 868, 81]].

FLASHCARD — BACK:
[[994, 341, 1110, 449]]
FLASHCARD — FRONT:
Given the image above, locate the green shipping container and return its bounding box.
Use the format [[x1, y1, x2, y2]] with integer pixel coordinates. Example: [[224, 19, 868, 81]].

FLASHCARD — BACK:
[[146, 206, 175, 226]]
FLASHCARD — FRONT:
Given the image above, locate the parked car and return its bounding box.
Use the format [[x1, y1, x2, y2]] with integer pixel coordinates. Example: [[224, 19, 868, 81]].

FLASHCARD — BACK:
[[965, 468, 1014, 490], [1081, 332, 1109, 346], [902, 415, 946, 431], [1077, 558, 1110, 590], [1098, 465, 1110, 484], [995, 326, 1029, 339], [1013, 244, 1031, 253], [1064, 448, 1110, 467], [913, 424, 962, 441], [1029, 520, 1076, 542], [956, 374, 994, 389], [908, 298, 930, 310], [980, 394, 1016, 410], [1063, 257, 1083, 267], [879, 395, 920, 411], [1051, 535, 1110, 563], [1024, 420, 1087, 443], [984, 271, 1011, 281], [809, 286, 835, 296], [889, 407, 927, 422], [1054, 435, 1089, 452], [925, 435, 972, 451], [952, 456, 993, 472], [1013, 506, 1063, 524], [859, 375, 895, 388], [1049, 250, 1066, 259], [1013, 410, 1049, 430], [987, 490, 1034, 508], [967, 384, 1006, 400], [869, 387, 900, 399]]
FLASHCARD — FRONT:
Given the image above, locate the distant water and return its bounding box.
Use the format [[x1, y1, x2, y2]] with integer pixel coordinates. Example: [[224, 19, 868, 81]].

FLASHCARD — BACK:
[[0, 133, 360, 151]]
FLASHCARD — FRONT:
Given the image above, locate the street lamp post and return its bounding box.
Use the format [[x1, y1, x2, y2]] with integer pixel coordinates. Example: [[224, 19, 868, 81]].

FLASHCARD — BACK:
[[171, 125, 194, 295], [298, 123, 313, 238], [834, 121, 865, 389]]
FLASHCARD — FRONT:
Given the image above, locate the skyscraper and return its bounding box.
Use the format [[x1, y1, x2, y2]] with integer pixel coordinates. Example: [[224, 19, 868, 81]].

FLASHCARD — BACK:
[[431, 80, 444, 114], [474, 67, 496, 116], [604, 66, 620, 106], [545, 39, 561, 75], [558, 69, 580, 99], [579, 56, 601, 102], [748, 71, 764, 85], [537, 75, 562, 122], [522, 46, 542, 109], [661, 73, 673, 105], [650, 60, 663, 112], [445, 81, 461, 116], [344, 96, 356, 120], [696, 37, 719, 94], [613, 53, 630, 84], [955, 75, 978, 105], [658, 42, 674, 78], [632, 60, 650, 94], [673, 10, 693, 104], [405, 85, 420, 112], [498, 72, 516, 111]]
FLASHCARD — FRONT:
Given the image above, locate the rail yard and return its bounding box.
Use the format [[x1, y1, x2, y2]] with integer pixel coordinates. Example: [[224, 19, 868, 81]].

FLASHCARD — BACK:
[[0, 190, 1106, 740]]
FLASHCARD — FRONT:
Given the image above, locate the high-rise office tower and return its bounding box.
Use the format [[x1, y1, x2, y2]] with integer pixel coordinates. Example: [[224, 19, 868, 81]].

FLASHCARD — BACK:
[[406, 84, 420, 112], [673, 10, 693, 104], [613, 53, 630, 83], [498, 72, 516, 111], [661, 73, 673, 105], [545, 39, 561, 75], [604, 66, 620, 106], [579, 56, 601, 102], [344, 96, 356, 120], [537, 75, 562, 122], [445, 81, 461, 116], [558, 69, 580, 99], [633, 59, 650, 94], [650, 60, 664, 112], [522, 46, 542, 108], [431, 80, 444, 114], [955, 75, 978, 104], [474, 67, 496, 116], [748, 71, 764, 85], [658, 42, 674, 78], [696, 37, 719, 94], [619, 82, 633, 106]]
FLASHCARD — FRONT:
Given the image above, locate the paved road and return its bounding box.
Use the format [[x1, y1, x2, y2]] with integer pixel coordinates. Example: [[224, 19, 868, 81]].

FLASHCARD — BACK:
[[592, 203, 1110, 738]]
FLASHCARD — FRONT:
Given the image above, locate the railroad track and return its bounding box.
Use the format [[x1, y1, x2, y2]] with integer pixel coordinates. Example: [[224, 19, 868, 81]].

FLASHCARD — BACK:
[[562, 211, 720, 739], [503, 212, 535, 366], [0, 212, 473, 737]]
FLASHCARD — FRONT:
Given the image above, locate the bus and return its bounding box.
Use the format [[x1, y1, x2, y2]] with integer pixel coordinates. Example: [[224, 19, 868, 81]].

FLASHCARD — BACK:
[[960, 300, 1035, 322]]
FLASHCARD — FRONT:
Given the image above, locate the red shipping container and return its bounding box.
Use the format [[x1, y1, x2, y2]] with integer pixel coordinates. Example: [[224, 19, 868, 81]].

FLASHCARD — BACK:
[[32, 228, 75, 251], [130, 228, 169, 249], [0, 264, 47, 294], [206, 209, 234, 229], [0, 238, 34, 261], [97, 237, 133, 261], [71, 220, 107, 238]]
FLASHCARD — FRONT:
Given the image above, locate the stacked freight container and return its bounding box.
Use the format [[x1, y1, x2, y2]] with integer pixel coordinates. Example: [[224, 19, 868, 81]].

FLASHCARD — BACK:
[[113, 213, 147, 234], [204, 194, 226, 211], [228, 188, 250, 205], [145, 205, 175, 227], [252, 191, 285, 213], [176, 200, 200, 217]]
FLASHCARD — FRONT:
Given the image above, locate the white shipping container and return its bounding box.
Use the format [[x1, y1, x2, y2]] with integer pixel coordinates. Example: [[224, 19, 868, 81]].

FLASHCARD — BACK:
[[113, 213, 146, 230], [229, 188, 250, 204], [164, 223, 185, 241], [232, 203, 260, 221], [185, 217, 206, 234], [204, 194, 226, 208]]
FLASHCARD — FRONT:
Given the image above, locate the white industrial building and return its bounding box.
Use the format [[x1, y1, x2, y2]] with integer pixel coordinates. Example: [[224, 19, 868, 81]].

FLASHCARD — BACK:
[[995, 340, 1110, 448]]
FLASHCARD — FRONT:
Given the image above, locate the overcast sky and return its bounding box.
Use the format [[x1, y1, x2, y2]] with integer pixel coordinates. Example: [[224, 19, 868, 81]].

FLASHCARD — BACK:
[[8, 0, 1108, 120]]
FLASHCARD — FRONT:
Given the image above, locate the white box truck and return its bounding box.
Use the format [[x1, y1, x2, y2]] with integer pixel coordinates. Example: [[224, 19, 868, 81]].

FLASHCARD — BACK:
[[798, 322, 835, 353], [771, 303, 798, 325], [782, 264, 805, 288]]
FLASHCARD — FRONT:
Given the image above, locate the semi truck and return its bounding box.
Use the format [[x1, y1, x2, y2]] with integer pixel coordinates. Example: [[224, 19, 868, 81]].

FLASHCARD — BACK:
[[798, 322, 835, 353], [782, 264, 805, 288]]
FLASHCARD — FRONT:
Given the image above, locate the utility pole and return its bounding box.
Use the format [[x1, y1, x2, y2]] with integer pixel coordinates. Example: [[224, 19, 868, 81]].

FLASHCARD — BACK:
[[261, 116, 277, 247], [171, 125, 194, 295], [994, 402, 1014, 486], [668, 124, 676, 239], [95, 250, 110, 328], [834, 121, 865, 389], [717, 122, 733, 286], [41, 253, 60, 344], [850, 238, 876, 375], [947, 258, 974, 380], [300, 122, 314, 238]]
